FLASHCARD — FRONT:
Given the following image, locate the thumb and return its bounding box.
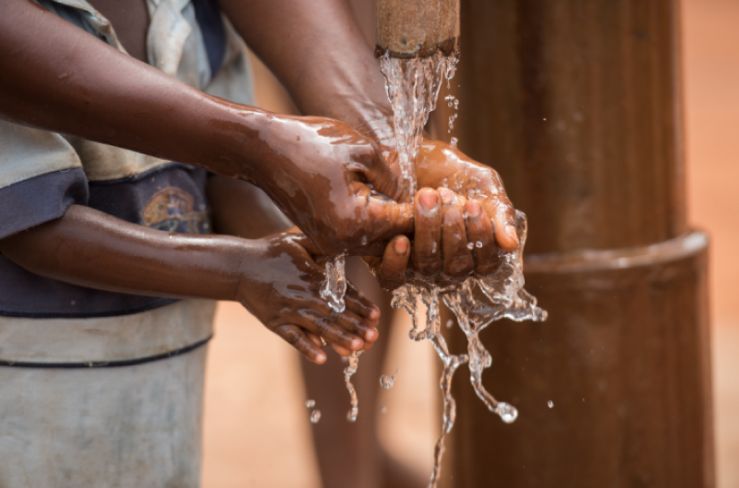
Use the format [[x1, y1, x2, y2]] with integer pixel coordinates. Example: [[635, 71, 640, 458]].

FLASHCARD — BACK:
[[359, 194, 413, 244], [358, 143, 406, 202]]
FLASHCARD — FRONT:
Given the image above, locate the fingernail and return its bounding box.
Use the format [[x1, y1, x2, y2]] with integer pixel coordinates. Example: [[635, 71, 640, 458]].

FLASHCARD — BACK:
[[316, 352, 327, 364], [369, 307, 381, 321], [365, 328, 379, 342], [418, 189, 438, 210], [393, 237, 409, 254], [351, 338, 365, 350], [506, 225, 520, 244], [466, 201, 482, 219], [438, 187, 454, 205]]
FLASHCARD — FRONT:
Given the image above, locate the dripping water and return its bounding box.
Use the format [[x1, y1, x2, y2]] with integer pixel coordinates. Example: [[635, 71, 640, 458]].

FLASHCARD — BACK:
[[344, 351, 362, 422], [379, 49, 547, 487]]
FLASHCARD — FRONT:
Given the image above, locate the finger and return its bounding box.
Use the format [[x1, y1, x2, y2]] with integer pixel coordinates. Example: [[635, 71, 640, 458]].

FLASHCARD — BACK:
[[464, 199, 499, 274], [355, 142, 405, 201], [344, 293, 381, 322], [483, 198, 519, 251], [344, 294, 381, 326], [412, 188, 442, 275], [306, 332, 326, 348], [331, 343, 353, 357], [344, 295, 381, 343], [274, 325, 327, 364], [440, 188, 474, 276], [299, 310, 366, 351], [332, 308, 380, 346], [361, 195, 413, 244], [378, 235, 411, 289]]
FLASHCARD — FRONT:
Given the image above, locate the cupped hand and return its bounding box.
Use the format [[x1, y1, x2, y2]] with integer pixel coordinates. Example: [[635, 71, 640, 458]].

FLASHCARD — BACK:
[[366, 139, 520, 288], [415, 139, 519, 252], [237, 229, 381, 364], [254, 115, 412, 255]]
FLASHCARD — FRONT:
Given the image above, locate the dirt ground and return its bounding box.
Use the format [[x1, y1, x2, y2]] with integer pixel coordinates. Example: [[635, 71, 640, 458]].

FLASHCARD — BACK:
[[200, 0, 739, 486]]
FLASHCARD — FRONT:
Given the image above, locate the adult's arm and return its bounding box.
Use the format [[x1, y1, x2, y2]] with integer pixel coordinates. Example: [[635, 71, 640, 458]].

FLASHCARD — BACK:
[[0, 0, 411, 254], [220, 0, 395, 142]]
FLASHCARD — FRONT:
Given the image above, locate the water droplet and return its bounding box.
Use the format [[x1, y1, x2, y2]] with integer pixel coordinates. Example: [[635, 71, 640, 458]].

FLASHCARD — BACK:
[[475, 241, 483, 249], [305, 399, 316, 409], [466, 242, 475, 250], [380, 406, 388, 415], [361, 235, 368, 246], [496, 402, 518, 424], [321, 254, 347, 313], [379, 374, 395, 390], [547, 400, 554, 409], [445, 319, 454, 328], [450, 136, 459, 147], [309, 409, 322, 424]]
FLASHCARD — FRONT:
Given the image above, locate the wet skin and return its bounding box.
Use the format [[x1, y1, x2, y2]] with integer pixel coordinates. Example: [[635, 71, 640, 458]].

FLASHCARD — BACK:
[[0, 204, 381, 364], [0, 0, 518, 274], [0, 2, 517, 487], [0, 0, 410, 256]]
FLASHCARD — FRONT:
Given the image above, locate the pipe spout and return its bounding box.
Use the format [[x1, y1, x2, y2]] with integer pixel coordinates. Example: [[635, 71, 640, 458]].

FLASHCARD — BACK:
[[376, 0, 460, 58]]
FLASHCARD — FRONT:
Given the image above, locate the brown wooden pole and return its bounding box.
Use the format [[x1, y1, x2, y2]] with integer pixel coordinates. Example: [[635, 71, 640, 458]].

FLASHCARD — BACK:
[[440, 1, 714, 486], [376, 0, 460, 56]]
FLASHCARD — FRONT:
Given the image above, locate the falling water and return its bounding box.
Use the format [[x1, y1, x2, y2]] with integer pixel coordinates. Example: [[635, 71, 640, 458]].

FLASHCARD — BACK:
[[343, 351, 362, 422], [379, 50, 547, 487], [305, 399, 322, 424], [321, 253, 347, 313], [378, 51, 460, 196]]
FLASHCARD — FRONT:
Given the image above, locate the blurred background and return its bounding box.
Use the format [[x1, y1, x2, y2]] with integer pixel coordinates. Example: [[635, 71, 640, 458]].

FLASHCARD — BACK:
[[200, 0, 739, 486]]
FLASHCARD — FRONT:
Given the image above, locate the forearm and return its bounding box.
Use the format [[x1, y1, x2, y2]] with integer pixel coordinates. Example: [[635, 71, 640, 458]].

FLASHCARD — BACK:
[[221, 0, 394, 141], [0, 0, 275, 181], [0, 205, 250, 301]]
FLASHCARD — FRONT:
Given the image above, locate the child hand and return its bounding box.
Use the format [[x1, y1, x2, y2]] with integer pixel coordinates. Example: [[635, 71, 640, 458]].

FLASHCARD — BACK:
[[237, 230, 381, 364], [412, 140, 520, 276]]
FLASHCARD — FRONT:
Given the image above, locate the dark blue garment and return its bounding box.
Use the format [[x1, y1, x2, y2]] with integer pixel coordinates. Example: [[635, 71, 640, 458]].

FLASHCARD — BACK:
[[0, 164, 210, 318]]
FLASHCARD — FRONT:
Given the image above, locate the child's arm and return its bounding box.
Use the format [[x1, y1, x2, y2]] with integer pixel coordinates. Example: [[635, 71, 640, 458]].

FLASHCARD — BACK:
[[0, 0, 411, 256], [0, 205, 380, 363]]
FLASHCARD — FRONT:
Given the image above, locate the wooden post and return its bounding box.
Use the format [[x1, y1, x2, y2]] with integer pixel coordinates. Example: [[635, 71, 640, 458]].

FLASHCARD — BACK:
[[442, 1, 714, 486], [376, 0, 459, 57]]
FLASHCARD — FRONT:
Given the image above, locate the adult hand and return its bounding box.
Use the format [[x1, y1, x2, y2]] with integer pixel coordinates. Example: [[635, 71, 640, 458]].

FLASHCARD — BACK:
[[253, 115, 412, 256]]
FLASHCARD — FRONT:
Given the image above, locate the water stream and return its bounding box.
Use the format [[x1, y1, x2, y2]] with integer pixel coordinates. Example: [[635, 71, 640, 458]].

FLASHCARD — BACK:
[[379, 51, 547, 487], [319, 48, 547, 487]]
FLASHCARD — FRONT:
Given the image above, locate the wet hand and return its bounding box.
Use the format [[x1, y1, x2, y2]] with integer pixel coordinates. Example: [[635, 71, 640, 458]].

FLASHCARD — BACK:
[[413, 139, 519, 275], [254, 115, 412, 255], [237, 230, 381, 364], [366, 138, 520, 287]]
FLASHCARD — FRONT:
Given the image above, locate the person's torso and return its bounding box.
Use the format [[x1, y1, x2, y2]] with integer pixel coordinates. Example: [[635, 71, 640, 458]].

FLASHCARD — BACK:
[[0, 0, 255, 317]]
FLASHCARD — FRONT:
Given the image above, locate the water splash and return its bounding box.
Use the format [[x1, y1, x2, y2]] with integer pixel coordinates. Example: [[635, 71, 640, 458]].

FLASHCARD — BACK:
[[379, 372, 396, 390], [305, 399, 321, 424], [320, 253, 347, 313], [309, 409, 322, 424], [344, 351, 362, 422], [379, 48, 547, 487], [378, 51, 459, 196]]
